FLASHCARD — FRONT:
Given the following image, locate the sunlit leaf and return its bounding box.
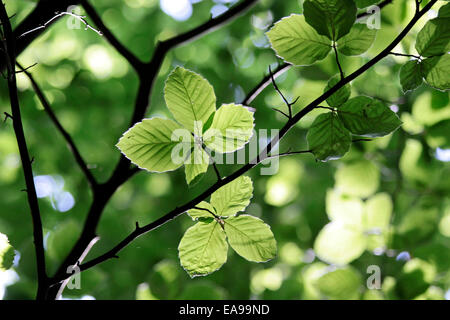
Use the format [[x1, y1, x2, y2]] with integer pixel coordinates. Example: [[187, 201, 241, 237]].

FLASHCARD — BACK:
[[164, 67, 216, 134], [337, 24, 377, 56], [184, 144, 209, 185], [224, 215, 277, 262], [326, 189, 364, 227], [415, 18, 450, 57], [266, 14, 331, 66], [117, 118, 189, 172], [316, 267, 362, 300], [314, 222, 366, 265], [187, 201, 216, 221], [210, 176, 253, 217], [178, 221, 228, 277], [0, 233, 15, 271], [335, 160, 380, 198], [204, 104, 254, 153], [421, 54, 450, 91], [363, 193, 392, 231]]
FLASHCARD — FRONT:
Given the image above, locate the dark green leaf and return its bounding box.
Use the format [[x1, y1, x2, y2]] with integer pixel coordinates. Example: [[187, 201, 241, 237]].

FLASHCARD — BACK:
[[307, 112, 352, 161], [339, 96, 402, 137]]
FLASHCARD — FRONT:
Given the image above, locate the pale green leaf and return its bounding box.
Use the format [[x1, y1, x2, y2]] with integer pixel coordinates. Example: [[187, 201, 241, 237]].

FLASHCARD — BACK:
[[399, 60, 423, 93], [337, 24, 377, 56], [307, 112, 352, 162], [0, 233, 15, 271], [415, 18, 450, 57], [339, 96, 402, 137], [335, 160, 380, 198], [204, 104, 254, 153], [325, 75, 351, 107], [266, 14, 331, 66], [354, 0, 380, 8], [314, 222, 366, 265], [364, 193, 393, 231], [303, 0, 357, 41], [210, 176, 253, 217], [185, 144, 209, 185], [164, 67, 216, 134], [178, 221, 228, 277], [316, 267, 362, 300], [326, 189, 365, 227], [187, 201, 216, 221], [117, 118, 189, 172], [421, 54, 450, 91], [224, 215, 277, 262]]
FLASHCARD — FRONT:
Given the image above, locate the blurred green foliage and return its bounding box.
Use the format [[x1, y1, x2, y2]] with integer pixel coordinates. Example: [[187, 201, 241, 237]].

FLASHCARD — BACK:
[[0, 0, 449, 300]]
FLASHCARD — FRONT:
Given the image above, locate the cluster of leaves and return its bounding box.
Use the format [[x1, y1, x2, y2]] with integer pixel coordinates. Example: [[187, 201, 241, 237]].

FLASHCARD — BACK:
[[179, 177, 276, 277], [400, 3, 450, 92], [117, 67, 254, 186], [267, 1, 402, 161]]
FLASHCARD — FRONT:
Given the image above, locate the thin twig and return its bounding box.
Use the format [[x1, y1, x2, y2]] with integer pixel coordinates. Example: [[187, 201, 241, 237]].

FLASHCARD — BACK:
[[389, 51, 422, 60], [357, 0, 394, 20], [268, 65, 298, 118], [0, 3, 48, 300], [19, 11, 103, 39], [16, 62, 98, 189], [333, 42, 345, 80], [242, 63, 291, 106]]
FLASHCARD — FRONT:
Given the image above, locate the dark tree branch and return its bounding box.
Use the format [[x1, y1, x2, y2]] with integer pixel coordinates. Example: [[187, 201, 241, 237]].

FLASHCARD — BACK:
[[51, 0, 438, 285], [269, 65, 298, 119], [17, 62, 98, 189], [0, 3, 47, 300]]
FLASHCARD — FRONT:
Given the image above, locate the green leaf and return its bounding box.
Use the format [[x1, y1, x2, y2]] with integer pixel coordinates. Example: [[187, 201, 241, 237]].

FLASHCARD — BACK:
[[316, 267, 362, 300], [354, 0, 380, 8], [339, 96, 402, 137], [117, 118, 189, 172], [303, 0, 357, 41], [421, 54, 450, 91], [210, 176, 253, 217], [224, 215, 277, 262], [399, 60, 423, 93], [184, 144, 209, 186], [364, 193, 392, 230], [335, 160, 380, 198], [325, 75, 351, 107], [314, 222, 366, 265], [164, 67, 216, 134], [203, 104, 254, 153], [337, 24, 377, 56], [187, 201, 216, 221], [307, 112, 352, 162], [415, 18, 450, 57], [266, 14, 331, 66], [0, 233, 15, 271], [326, 189, 364, 227], [178, 221, 228, 277], [438, 3, 450, 18], [427, 119, 450, 148]]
